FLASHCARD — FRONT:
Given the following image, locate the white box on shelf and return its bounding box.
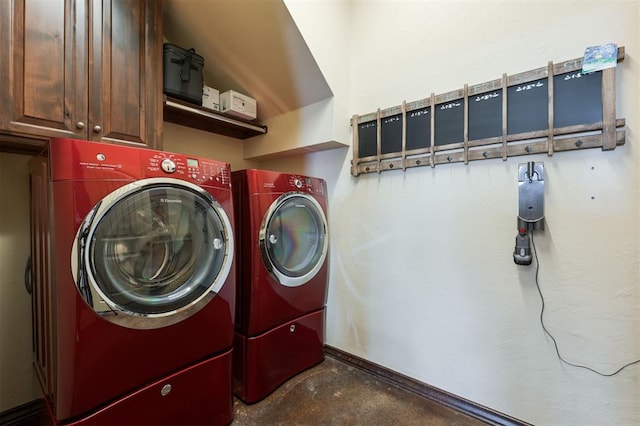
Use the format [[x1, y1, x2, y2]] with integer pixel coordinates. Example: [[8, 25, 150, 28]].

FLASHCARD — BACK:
[[220, 90, 257, 120], [202, 85, 220, 111]]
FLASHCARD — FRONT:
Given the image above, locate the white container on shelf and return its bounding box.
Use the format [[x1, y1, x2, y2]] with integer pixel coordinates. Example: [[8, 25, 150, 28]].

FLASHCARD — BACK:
[[202, 85, 220, 111], [220, 90, 257, 120]]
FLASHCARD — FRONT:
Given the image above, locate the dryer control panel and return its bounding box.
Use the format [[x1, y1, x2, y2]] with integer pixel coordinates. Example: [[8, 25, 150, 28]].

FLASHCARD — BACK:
[[243, 169, 326, 197], [287, 175, 326, 197], [288, 175, 324, 194]]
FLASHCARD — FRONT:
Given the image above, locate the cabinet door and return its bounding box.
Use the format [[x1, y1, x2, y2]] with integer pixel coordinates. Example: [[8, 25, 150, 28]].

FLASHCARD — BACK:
[[89, 0, 163, 149], [0, 0, 89, 140]]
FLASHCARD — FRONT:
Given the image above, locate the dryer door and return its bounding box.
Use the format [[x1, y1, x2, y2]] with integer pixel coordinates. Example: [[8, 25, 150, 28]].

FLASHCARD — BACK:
[[72, 178, 234, 329], [259, 193, 328, 287]]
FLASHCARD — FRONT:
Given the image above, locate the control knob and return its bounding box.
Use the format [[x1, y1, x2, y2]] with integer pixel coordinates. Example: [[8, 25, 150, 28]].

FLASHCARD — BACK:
[[293, 178, 303, 189], [161, 159, 177, 174]]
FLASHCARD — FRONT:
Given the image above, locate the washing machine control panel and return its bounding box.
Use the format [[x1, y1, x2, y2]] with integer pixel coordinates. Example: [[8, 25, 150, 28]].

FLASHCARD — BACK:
[[46, 138, 232, 189], [143, 152, 230, 188]]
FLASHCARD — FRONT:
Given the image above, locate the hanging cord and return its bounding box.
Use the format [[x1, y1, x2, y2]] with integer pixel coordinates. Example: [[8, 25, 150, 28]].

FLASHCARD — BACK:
[[530, 231, 640, 376]]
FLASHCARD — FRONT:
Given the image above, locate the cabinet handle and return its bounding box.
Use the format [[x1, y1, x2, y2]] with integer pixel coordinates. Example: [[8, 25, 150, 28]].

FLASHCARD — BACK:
[[93, 125, 102, 133], [76, 121, 85, 129]]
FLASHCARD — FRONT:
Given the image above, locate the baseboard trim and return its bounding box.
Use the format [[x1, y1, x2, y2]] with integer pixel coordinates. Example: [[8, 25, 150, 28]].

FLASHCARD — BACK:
[[324, 345, 531, 426], [0, 398, 48, 426]]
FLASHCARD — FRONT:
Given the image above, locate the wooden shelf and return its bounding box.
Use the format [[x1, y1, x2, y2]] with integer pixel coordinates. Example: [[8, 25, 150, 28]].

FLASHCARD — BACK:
[[163, 96, 268, 140]]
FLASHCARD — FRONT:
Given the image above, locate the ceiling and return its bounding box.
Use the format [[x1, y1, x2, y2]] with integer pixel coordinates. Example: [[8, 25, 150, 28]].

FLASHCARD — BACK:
[[163, 0, 333, 120]]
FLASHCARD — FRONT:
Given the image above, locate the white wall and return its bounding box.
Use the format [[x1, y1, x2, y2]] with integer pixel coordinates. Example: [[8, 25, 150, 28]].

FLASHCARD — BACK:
[[163, 122, 260, 170], [284, 0, 352, 145], [290, 0, 639, 424]]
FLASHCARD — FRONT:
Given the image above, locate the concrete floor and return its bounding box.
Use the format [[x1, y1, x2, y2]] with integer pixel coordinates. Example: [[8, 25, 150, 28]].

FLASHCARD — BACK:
[[232, 356, 486, 426]]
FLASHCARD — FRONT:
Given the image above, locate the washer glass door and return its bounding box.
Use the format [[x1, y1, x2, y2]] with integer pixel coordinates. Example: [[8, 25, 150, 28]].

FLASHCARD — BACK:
[[260, 193, 328, 287], [72, 178, 233, 329]]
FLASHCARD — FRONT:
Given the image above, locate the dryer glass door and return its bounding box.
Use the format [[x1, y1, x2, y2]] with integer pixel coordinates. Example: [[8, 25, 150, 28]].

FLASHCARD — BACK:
[[260, 193, 328, 287], [73, 178, 233, 329]]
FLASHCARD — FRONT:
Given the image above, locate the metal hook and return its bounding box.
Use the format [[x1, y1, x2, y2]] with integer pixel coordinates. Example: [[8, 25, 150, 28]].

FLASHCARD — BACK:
[[526, 161, 542, 183]]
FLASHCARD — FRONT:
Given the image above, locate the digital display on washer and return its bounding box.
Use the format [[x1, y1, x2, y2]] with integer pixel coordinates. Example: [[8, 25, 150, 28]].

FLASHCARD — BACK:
[[187, 158, 199, 167]]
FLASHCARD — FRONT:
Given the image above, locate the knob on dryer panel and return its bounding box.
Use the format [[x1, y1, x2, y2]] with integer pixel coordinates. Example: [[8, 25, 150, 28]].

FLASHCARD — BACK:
[[288, 175, 307, 191]]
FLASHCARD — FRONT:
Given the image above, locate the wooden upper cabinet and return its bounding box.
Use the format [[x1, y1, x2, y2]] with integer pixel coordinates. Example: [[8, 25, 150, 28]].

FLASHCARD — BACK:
[[0, 0, 86, 140], [90, 0, 162, 148], [0, 0, 163, 149]]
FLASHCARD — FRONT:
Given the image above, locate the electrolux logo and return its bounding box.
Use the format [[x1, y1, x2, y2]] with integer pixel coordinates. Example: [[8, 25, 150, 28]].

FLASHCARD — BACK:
[[160, 198, 183, 203]]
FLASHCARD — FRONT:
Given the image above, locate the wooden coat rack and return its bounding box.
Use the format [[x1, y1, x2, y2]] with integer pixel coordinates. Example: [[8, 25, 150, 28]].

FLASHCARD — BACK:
[[350, 47, 625, 176]]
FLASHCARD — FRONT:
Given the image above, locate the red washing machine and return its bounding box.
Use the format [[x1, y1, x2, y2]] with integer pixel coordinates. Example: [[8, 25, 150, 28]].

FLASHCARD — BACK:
[[28, 138, 236, 425], [231, 169, 329, 403]]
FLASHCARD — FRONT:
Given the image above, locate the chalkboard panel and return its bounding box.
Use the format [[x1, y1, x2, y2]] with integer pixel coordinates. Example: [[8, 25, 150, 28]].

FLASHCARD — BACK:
[[406, 107, 431, 151], [554, 71, 602, 128], [380, 114, 402, 154], [507, 78, 548, 135], [469, 90, 502, 141], [358, 121, 377, 158], [435, 100, 464, 146]]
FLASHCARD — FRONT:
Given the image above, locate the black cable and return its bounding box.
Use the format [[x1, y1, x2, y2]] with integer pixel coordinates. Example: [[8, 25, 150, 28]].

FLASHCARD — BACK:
[[530, 231, 640, 376]]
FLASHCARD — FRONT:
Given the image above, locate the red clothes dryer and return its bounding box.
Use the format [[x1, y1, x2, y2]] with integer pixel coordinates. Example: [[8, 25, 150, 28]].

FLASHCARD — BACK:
[[28, 138, 236, 425], [231, 169, 329, 403]]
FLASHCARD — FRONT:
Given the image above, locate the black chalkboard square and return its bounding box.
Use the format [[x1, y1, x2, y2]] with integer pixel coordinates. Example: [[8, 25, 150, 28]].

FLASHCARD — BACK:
[[507, 78, 548, 135], [554, 71, 602, 128], [381, 113, 403, 154], [435, 100, 464, 146], [469, 90, 502, 141], [406, 107, 431, 151], [358, 120, 378, 158]]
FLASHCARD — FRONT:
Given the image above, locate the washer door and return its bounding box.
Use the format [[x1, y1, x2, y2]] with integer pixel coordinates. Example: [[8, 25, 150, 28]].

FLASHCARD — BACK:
[[259, 192, 328, 287], [71, 178, 234, 329]]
